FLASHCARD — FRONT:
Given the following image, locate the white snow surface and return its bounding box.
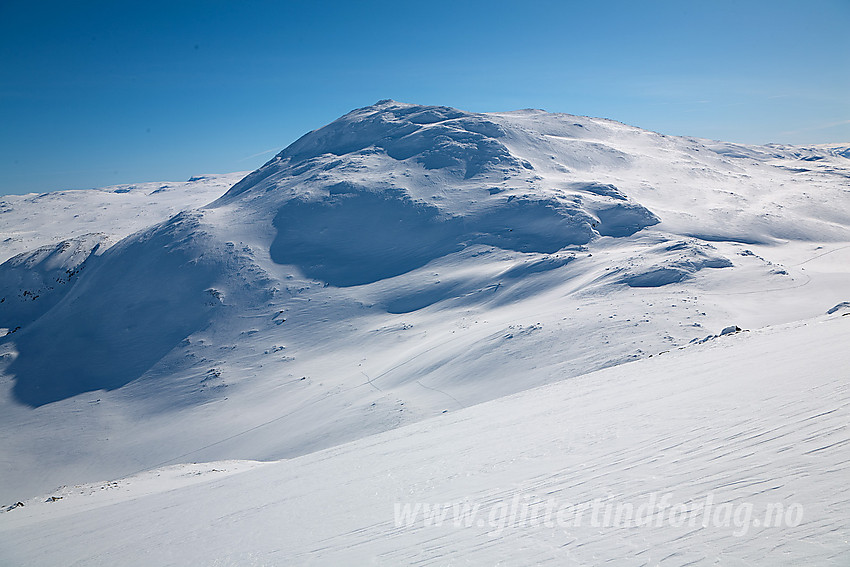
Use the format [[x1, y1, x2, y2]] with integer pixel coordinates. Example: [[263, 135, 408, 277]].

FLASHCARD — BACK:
[[1, 314, 848, 565], [0, 172, 248, 263], [0, 100, 849, 564]]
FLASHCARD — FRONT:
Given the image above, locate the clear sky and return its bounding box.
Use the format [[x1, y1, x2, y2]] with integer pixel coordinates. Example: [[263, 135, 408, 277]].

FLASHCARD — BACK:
[[1, 0, 848, 196]]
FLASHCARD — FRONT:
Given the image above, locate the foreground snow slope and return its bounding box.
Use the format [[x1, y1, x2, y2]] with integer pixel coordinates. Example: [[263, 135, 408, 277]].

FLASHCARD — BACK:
[[1, 101, 849, 502], [2, 313, 847, 566]]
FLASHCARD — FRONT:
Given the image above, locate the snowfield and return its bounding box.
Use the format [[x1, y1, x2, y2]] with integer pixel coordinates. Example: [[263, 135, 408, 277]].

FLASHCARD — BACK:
[[0, 172, 248, 264], [2, 314, 848, 565], [0, 101, 848, 565]]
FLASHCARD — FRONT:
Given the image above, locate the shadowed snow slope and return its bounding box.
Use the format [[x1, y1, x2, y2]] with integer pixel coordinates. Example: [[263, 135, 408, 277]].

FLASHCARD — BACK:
[[1, 101, 849, 506], [2, 314, 848, 566], [8, 213, 223, 406]]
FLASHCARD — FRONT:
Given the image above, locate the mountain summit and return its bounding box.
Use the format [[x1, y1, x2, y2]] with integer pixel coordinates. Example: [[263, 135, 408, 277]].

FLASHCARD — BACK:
[[215, 100, 660, 286]]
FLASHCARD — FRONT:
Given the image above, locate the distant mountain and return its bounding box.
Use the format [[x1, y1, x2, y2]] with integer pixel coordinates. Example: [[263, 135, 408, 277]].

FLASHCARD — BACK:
[[1, 101, 849, 503]]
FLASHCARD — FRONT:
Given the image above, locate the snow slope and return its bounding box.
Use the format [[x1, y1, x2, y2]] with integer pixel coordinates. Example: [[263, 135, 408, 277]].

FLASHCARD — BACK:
[[1, 101, 849, 509], [1, 312, 847, 566], [0, 172, 247, 263]]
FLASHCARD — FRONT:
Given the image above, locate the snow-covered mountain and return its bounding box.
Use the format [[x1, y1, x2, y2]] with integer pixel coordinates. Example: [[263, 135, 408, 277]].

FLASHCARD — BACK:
[[0, 172, 248, 264], [1, 101, 849, 564]]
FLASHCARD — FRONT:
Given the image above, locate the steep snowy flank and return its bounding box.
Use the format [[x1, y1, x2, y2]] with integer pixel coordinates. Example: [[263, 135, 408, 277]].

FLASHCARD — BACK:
[[6, 213, 227, 406], [1, 101, 849, 502], [0, 234, 108, 340]]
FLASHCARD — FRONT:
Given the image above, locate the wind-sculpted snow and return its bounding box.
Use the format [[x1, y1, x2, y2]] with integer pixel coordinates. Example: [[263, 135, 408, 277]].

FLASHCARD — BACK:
[[271, 189, 605, 286], [267, 181, 659, 286], [0, 234, 106, 333], [612, 240, 734, 288], [227, 102, 522, 200], [271, 191, 460, 287], [8, 214, 223, 406]]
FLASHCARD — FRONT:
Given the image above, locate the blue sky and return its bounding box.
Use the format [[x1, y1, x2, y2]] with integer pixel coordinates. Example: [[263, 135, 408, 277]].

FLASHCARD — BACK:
[[1, 0, 848, 196]]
